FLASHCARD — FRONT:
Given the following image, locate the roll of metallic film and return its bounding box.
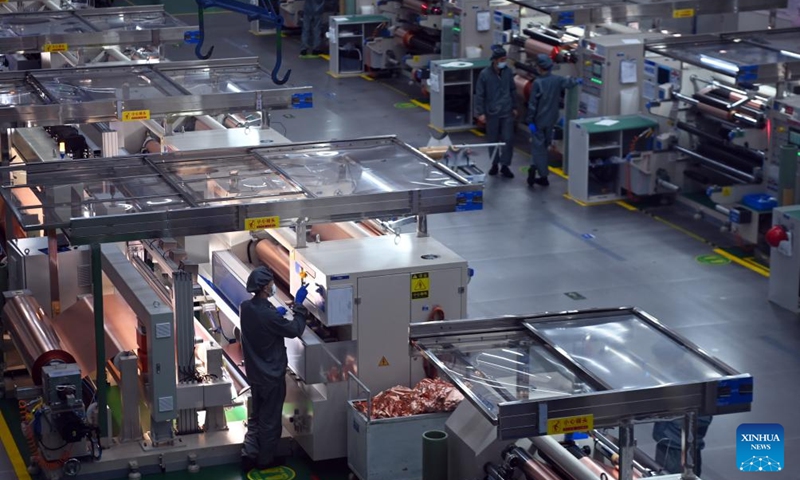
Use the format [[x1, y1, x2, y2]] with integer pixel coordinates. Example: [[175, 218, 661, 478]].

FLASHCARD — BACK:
[[3, 290, 76, 385], [422, 430, 448, 480]]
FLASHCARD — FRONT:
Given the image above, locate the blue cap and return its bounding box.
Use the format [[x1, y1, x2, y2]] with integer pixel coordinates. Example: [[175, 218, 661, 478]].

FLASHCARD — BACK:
[[490, 44, 507, 60], [537, 54, 554, 71], [246, 266, 274, 293]]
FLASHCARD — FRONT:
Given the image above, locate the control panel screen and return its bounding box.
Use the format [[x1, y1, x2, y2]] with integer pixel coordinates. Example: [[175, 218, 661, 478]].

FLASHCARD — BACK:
[[790, 128, 800, 147]]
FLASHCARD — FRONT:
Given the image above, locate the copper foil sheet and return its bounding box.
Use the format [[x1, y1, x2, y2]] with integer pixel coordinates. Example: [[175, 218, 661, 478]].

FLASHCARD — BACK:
[[354, 378, 464, 419]]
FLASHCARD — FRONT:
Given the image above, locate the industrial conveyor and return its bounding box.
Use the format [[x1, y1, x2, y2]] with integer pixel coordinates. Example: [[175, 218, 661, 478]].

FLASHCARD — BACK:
[[410, 307, 754, 480]]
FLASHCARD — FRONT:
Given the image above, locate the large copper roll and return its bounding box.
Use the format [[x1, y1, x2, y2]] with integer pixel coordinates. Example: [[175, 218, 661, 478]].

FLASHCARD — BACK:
[[3, 291, 75, 385], [255, 239, 291, 286], [524, 38, 556, 57], [51, 294, 138, 377], [309, 223, 358, 241], [515, 75, 533, 102], [696, 101, 731, 121]]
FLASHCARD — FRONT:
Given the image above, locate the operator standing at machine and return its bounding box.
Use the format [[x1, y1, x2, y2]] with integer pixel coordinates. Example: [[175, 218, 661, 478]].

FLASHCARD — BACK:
[[240, 266, 309, 472], [526, 54, 581, 187], [475, 44, 517, 179], [300, 0, 326, 56]]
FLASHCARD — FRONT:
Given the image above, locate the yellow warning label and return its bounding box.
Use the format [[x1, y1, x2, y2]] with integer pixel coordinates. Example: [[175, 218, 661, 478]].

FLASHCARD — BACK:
[[411, 272, 430, 300], [244, 216, 280, 231], [547, 414, 594, 435], [121, 110, 151, 122], [672, 8, 695, 18], [721, 186, 732, 196], [378, 356, 390, 367], [42, 43, 68, 53]]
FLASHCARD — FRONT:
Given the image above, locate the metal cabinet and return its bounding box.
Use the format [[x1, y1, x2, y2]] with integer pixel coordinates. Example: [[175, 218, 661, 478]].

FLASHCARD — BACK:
[[328, 15, 390, 75], [429, 58, 490, 131]]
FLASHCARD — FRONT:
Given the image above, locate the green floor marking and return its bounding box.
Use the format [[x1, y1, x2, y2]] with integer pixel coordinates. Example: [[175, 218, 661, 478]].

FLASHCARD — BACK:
[[696, 254, 731, 266]]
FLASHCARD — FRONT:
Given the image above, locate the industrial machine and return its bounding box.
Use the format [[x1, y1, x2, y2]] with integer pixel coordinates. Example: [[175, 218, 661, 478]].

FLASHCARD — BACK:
[[0, 57, 308, 163], [0, 6, 190, 70], [0, 136, 483, 478], [638, 29, 800, 247], [409, 307, 754, 480]]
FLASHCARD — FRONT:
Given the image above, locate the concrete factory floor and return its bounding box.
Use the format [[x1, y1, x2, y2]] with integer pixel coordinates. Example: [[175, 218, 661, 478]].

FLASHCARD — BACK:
[[2, 2, 800, 479]]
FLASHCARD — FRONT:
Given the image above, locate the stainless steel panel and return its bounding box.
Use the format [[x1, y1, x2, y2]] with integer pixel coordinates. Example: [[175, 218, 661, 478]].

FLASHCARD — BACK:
[[0, 138, 480, 244], [409, 308, 753, 436], [0, 6, 191, 53], [530, 313, 727, 389]]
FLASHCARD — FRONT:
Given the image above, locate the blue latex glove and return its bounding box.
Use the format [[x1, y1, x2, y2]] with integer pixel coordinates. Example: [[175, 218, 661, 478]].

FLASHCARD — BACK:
[[575, 77, 584, 85], [276, 306, 288, 316], [529, 123, 537, 134], [294, 284, 309, 305]]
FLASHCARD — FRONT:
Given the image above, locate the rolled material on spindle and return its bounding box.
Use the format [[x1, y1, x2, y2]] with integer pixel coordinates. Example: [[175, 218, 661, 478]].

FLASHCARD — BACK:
[[3, 291, 75, 385]]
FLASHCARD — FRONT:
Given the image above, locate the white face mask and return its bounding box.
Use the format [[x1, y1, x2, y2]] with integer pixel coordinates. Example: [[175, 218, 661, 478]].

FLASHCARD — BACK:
[[270, 284, 277, 297], [497, 61, 507, 69]]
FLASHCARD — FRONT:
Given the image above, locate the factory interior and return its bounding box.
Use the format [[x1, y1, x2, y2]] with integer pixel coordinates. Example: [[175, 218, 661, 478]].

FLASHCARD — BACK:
[[0, 0, 798, 480]]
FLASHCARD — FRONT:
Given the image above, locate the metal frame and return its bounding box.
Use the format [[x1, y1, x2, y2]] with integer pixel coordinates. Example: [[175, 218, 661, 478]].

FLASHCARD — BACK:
[[0, 58, 311, 127], [410, 307, 753, 441], [0, 57, 311, 127], [0, 136, 481, 245], [645, 33, 800, 85], [0, 5, 191, 53], [504, 0, 788, 27], [720, 27, 800, 56]]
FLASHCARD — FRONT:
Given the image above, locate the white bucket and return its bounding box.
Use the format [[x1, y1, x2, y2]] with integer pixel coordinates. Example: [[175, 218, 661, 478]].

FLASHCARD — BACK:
[[465, 46, 482, 58], [360, 5, 375, 14]]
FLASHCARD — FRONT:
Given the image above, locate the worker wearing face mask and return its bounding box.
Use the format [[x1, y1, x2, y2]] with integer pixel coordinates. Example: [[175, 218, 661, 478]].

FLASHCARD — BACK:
[[475, 44, 517, 179], [300, 0, 326, 56], [526, 54, 582, 187], [240, 266, 309, 472]]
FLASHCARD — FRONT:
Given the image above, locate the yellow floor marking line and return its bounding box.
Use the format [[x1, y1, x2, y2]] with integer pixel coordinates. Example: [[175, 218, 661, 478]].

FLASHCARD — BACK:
[[0, 410, 31, 480], [713, 249, 770, 277]]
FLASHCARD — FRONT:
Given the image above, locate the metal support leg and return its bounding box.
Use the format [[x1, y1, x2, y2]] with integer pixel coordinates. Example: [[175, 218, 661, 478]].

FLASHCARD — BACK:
[[117, 352, 142, 442], [296, 220, 307, 248], [618, 421, 635, 480], [91, 243, 109, 439], [417, 214, 428, 238], [47, 230, 60, 316], [262, 110, 271, 130], [768, 9, 777, 29], [681, 412, 699, 480]]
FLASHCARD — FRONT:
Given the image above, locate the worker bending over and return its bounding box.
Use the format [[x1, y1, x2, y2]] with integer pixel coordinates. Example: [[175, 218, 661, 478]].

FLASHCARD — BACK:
[[526, 54, 581, 187], [475, 44, 517, 179], [240, 266, 309, 472]]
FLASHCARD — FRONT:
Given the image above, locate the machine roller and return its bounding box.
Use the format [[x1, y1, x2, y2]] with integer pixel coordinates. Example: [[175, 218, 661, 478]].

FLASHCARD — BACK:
[[3, 291, 76, 385]]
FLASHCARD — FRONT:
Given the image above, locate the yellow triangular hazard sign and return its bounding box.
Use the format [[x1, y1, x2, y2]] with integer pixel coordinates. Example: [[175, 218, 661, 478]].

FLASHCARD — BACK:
[[378, 356, 390, 367]]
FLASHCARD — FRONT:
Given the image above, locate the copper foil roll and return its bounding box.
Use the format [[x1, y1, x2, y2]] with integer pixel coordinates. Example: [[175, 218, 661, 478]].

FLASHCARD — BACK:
[[696, 101, 731, 120], [519, 459, 562, 480], [524, 38, 555, 57], [515, 75, 532, 102], [255, 239, 291, 286]]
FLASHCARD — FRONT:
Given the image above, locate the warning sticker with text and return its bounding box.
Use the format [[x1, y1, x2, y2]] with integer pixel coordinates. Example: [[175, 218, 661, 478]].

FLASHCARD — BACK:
[[411, 272, 429, 299]]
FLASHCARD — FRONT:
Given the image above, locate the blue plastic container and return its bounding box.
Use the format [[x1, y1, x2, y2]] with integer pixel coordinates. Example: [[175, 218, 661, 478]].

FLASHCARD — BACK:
[[742, 193, 777, 212]]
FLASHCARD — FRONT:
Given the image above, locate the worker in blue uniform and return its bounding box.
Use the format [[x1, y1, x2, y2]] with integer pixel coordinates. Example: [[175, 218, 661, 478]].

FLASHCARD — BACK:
[[475, 44, 517, 179], [653, 417, 713, 475], [526, 54, 581, 187], [240, 266, 309, 472], [300, 0, 326, 56]]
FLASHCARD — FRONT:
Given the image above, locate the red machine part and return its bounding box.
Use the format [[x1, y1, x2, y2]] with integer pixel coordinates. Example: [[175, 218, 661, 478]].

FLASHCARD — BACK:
[[137, 322, 149, 374], [766, 225, 789, 248]]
